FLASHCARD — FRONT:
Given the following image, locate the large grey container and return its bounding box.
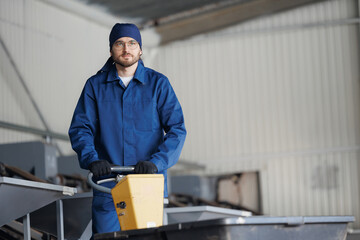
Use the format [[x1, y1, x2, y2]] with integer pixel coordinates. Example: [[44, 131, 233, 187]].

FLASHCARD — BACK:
[[0, 141, 58, 179], [94, 216, 354, 240]]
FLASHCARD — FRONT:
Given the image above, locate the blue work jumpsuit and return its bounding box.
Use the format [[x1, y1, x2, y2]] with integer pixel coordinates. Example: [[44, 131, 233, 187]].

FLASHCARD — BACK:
[[68, 62, 186, 234]]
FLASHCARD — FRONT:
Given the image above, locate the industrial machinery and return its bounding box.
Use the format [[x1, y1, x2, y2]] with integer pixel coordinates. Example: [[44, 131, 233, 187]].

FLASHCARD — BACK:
[[88, 167, 354, 240], [0, 176, 77, 239]]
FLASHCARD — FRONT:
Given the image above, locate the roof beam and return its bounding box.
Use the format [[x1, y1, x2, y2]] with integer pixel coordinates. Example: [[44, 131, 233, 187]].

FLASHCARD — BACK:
[[155, 0, 326, 45]]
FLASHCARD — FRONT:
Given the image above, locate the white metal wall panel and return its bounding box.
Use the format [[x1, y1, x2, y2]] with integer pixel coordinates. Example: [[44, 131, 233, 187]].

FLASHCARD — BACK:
[[151, 0, 360, 228], [0, 0, 110, 148], [155, 25, 360, 170]]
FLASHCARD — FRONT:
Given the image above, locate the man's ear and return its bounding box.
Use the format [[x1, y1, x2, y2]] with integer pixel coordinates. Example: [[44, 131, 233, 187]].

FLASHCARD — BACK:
[[140, 50, 143, 56]]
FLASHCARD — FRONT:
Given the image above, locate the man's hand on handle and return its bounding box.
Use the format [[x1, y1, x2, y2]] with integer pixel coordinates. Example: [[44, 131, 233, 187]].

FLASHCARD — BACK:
[[134, 161, 158, 174], [89, 160, 157, 177], [89, 160, 111, 178]]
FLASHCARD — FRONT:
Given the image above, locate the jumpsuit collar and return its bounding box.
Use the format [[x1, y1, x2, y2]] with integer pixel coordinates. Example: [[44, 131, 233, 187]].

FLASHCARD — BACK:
[[105, 61, 145, 85]]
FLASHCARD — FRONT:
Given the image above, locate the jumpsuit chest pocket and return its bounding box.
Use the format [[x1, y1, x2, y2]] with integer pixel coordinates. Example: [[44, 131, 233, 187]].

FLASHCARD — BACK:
[[133, 99, 158, 131]]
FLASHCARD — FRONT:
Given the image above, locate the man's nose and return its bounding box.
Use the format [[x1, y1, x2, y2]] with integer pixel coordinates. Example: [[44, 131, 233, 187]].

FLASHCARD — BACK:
[[123, 43, 129, 50]]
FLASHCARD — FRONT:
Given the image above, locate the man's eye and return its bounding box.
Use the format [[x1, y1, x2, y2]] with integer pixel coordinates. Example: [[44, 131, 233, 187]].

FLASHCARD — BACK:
[[129, 42, 136, 45]]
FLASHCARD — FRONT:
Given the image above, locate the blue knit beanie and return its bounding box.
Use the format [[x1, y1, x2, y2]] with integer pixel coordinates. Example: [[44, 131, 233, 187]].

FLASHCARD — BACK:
[[109, 23, 142, 50]]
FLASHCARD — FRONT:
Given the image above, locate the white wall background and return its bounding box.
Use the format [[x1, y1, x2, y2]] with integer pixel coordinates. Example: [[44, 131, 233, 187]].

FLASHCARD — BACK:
[[0, 0, 359, 229], [150, 0, 360, 228], [0, 0, 116, 153], [0, 0, 158, 153]]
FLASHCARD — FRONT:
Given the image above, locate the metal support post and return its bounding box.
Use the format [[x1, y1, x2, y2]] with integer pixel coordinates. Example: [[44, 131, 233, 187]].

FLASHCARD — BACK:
[[23, 213, 31, 240], [56, 199, 64, 240]]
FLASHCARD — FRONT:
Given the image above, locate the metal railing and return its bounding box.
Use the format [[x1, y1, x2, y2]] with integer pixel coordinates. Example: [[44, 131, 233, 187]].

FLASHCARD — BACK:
[[0, 120, 69, 141]]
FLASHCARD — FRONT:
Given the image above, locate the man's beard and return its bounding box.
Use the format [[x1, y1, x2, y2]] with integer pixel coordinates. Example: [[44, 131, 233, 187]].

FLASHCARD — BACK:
[[113, 52, 140, 67]]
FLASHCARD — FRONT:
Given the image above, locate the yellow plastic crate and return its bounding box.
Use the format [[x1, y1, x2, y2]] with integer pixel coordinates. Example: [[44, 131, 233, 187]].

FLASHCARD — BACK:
[[111, 174, 164, 230]]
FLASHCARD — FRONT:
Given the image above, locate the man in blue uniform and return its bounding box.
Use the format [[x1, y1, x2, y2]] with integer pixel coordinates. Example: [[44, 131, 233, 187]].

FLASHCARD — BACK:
[[68, 23, 186, 234]]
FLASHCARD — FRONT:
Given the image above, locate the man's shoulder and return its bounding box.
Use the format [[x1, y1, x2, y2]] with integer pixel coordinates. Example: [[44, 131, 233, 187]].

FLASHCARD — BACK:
[[87, 71, 108, 84], [143, 66, 168, 82]]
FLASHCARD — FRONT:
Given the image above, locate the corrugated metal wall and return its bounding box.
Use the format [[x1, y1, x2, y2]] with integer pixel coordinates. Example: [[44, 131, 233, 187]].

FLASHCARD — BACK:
[[151, 0, 360, 228], [0, 0, 111, 151]]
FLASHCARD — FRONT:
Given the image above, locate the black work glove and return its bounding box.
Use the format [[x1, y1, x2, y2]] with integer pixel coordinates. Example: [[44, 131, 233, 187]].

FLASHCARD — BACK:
[[88, 160, 111, 178], [134, 161, 158, 174]]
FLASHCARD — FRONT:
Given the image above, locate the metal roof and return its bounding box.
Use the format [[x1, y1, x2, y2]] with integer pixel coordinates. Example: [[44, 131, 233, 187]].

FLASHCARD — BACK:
[[75, 0, 326, 44], [76, 0, 248, 25]]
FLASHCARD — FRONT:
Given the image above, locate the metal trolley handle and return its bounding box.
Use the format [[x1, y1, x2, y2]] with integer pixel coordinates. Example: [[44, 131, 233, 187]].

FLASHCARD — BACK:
[[87, 166, 135, 194]]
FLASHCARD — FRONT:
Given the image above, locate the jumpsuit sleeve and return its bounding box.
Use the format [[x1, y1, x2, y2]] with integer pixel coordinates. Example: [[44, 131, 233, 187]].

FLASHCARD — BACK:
[[68, 80, 99, 169], [150, 77, 187, 172]]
